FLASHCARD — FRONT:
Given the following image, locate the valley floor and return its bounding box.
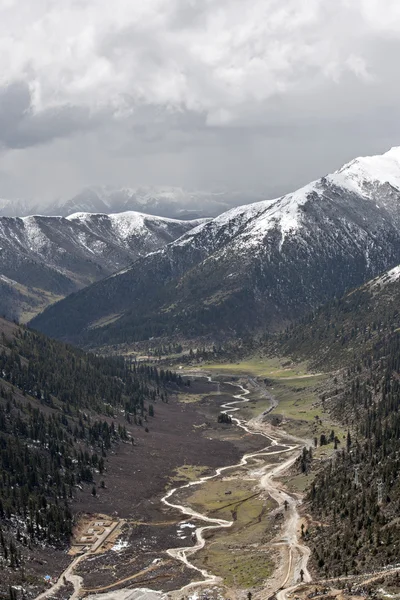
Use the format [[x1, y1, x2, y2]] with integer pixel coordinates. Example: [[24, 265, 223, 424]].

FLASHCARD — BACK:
[[32, 359, 397, 600], [31, 362, 312, 600]]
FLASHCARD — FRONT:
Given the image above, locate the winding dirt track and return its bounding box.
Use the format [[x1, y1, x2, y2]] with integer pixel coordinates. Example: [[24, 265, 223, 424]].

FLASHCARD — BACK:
[[163, 379, 312, 598], [34, 377, 312, 600], [34, 522, 121, 600], [34, 554, 84, 600]]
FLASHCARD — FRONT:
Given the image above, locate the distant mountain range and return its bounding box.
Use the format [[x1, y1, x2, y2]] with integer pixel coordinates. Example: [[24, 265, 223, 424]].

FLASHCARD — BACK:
[[0, 197, 32, 217], [0, 187, 267, 220], [31, 146, 400, 349], [0, 211, 205, 321], [46, 187, 268, 220]]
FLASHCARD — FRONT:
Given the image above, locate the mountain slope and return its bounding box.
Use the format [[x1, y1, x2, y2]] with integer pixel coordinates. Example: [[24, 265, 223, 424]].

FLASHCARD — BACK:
[[0, 316, 180, 597], [31, 146, 400, 348], [270, 267, 400, 579], [275, 263, 400, 368], [0, 211, 204, 321]]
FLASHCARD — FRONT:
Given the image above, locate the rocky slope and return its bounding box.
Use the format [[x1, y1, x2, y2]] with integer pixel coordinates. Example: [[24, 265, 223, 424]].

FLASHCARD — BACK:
[[31, 147, 400, 347], [0, 211, 204, 321]]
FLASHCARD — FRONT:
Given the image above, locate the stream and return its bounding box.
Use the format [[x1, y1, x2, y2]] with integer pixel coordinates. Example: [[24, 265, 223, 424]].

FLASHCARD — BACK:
[[36, 377, 312, 600], [162, 378, 312, 598]]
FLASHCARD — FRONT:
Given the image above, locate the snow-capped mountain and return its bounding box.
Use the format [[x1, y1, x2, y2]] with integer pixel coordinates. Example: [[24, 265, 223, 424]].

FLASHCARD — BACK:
[[44, 186, 266, 220], [31, 146, 400, 347], [0, 211, 205, 321]]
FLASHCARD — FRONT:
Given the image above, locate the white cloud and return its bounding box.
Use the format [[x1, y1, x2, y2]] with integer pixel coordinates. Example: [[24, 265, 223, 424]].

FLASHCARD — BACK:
[[1, 0, 400, 203], [0, 0, 393, 125]]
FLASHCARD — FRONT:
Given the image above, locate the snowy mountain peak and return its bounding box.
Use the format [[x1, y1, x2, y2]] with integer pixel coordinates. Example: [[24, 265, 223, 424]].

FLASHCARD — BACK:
[[31, 143, 400, 346], [174, 179, 319, 253], [169, 145, 400, 259], [328, 146, 400, 195]]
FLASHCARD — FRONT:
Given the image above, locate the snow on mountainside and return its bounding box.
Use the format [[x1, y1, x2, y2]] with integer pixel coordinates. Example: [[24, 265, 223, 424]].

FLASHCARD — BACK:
[[0, 211, 204, 321], [31, 146, 400, 348], [329, 146, 400, 194], [369, 264, 400, 288], [67, 210, 205, 242], [176, 146, 400, 253]]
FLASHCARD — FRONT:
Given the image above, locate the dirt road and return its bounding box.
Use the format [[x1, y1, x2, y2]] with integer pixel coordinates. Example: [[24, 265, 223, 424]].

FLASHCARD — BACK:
[[35, 378, 311, 600], [35, 521, 120, 600], [34, 554, 84, 600], [162, 380, 312, 598]]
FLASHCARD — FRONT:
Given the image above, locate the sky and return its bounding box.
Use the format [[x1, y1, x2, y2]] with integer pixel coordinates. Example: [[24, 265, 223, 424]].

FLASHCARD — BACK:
[[1, 0, 400, 206]]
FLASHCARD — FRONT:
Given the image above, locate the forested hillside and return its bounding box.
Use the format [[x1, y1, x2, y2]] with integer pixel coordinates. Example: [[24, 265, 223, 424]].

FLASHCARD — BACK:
[[274, 264, 400, 368], [307, 330, 400, 577], [275, 271, 400, 578], [0, 317, 179, 594]]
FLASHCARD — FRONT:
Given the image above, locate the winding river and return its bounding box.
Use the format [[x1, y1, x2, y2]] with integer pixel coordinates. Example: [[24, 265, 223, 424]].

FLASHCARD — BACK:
[[162, 378, 312, 598], [36, 377, 312, 600]]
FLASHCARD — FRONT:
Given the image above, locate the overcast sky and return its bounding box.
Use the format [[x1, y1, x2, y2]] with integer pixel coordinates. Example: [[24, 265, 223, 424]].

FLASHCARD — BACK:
[[1, 0, 400, 205]]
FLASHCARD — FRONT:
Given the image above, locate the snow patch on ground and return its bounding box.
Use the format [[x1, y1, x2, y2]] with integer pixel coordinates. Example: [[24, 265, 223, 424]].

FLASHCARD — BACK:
[[370, 265, 400, 289], [85, 588, 166, 600], [111, 539, 129, 552], [21, 216, 50, 253], [0, 274, 19, 286], [179, 522, 196, 529]]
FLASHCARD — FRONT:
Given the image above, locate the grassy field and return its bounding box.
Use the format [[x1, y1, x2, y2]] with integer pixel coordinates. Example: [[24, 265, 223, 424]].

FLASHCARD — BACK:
[[205, 356, 312, 378], [169, 464, 210, 485], [167, 355, 347, 587], [199, 548, 274, 588], [279, 472, 316, 493], [180, 475, 276, 588], [203, 355, 345, 443], [270, 375, 347, 440], [17, 287, 65, 323], [269, 378, 324, 422], [185, 478, 262, 519], [177, 391, 221, 404]]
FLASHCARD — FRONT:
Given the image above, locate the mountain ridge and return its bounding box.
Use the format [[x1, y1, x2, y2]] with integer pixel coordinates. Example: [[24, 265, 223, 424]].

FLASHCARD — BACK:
[[31, 146, 400, 348], [0, 211, 205, 321], [0, 187, 268, 220]]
